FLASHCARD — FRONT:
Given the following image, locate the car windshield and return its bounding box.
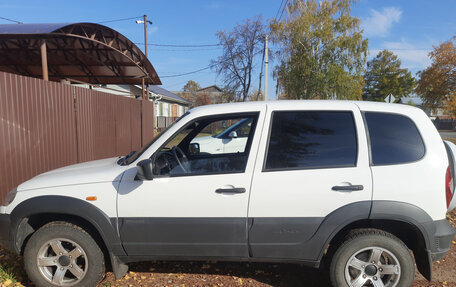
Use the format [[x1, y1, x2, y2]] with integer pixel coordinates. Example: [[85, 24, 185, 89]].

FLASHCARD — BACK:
[[119, 112, 190, 165]]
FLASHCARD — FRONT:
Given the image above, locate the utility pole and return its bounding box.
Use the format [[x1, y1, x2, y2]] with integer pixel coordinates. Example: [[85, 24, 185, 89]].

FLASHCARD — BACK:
[[264, 34, 269, 101], [136, 15, 152, 100]]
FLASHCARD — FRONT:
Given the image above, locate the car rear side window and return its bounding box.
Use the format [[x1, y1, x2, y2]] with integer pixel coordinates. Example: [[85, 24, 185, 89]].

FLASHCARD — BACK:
[[364, 112, 425, 165], [265, 111, 358, 171]]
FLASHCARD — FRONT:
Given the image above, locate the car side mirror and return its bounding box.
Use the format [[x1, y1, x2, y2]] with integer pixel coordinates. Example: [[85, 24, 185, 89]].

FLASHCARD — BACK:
[[136, 159, 154, 181], [228, 131, 238, 138], [189, 142, 200, 155]]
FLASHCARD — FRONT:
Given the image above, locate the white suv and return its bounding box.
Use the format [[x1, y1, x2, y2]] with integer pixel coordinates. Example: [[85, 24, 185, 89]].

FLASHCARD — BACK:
[[0, 100, 454, 287]]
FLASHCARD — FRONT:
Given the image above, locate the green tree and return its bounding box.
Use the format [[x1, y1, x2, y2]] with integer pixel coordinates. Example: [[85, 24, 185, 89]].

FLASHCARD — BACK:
[[416, 38, 456, 112], [211, 16, 266, 101], [182, 80, 201, 92], [363, 50, 416, 102], [271, 0, 368, 100]]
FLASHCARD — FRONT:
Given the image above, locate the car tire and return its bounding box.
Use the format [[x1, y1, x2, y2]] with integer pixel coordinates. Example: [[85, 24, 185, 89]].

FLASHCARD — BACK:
[[329, 229, 414, 287], [24, 221, 105, 287]]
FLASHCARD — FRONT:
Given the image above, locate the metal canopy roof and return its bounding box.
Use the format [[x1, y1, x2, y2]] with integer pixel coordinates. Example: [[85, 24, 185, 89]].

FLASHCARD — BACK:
[[0, 23, 161, 85]]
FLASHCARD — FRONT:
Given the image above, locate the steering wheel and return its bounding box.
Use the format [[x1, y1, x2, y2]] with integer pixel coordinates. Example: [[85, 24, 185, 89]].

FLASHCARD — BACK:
[[171, 146, 190, 173]]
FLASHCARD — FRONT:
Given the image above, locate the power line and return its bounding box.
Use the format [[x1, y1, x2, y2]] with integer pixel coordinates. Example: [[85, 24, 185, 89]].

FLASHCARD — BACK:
[[147, 47, 222, 52], [370, 48, 431, 51], [164, 72, 210, 89], [161, 71, 213, 75], [277, 0, 289, 22], [134, 42, 221, 47], [98, 16, 142, 24], [160, 64, 217, 78], [0, 16, 23, 24], [159, 38, 264, 78], [275, 0, 286, 20]]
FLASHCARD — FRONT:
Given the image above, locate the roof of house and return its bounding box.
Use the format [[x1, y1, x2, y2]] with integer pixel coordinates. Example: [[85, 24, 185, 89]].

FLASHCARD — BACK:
[[149, 85, 191, 105], [0, 23, 161, 85], [196, 85, 223, 93]]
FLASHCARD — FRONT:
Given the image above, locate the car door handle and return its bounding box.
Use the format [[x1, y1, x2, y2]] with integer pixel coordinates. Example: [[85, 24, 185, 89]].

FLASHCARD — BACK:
[[215, 187, 246, 194], [332, 185, 364, 191]]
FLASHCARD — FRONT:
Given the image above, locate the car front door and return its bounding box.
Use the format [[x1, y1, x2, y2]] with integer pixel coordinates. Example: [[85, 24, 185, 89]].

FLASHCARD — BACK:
[[247, 102, 373, 261], [117, 109, 264, 258]]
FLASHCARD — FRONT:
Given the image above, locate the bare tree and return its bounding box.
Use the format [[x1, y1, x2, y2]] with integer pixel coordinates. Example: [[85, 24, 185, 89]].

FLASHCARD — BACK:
[[211, 16, 266, 102]]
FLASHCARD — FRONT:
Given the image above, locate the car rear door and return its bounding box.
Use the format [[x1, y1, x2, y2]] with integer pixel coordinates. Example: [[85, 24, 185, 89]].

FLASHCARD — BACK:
[[247, 102, 373, 261]]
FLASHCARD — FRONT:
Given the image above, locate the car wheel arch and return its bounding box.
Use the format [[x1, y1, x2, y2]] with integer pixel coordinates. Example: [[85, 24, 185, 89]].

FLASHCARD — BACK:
[[322, 219, 431, 280], [9, 195, 124, 257]]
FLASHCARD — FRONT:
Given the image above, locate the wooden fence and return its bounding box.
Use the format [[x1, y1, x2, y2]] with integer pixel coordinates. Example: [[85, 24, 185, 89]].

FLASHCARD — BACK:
[[0, 71, 154, 201]]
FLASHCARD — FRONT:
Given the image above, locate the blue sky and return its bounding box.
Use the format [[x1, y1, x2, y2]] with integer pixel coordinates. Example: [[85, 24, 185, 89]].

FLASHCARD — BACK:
[[1, 0, 455, 99]]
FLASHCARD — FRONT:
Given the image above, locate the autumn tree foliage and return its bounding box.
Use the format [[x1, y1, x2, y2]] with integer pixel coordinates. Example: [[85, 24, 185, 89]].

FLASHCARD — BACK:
[[182, 80, 201, 93], [271, 0, 368, 100], [445, 96, 456, 116], [416, 38, 456, 114], [248, 89, 263, 101], [363, 50, 415, 102], [194, 93, 211, 107], [178, 80, 202, 105]]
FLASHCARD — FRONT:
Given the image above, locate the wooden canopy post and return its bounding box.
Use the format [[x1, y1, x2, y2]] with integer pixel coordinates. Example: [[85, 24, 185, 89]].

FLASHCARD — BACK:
[[40, 40, 49, 81]]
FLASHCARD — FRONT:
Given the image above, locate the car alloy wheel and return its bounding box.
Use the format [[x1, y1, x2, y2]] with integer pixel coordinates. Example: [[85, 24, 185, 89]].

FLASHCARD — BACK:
[[36, 238, 88, 286], [344, 246, 400, 287]]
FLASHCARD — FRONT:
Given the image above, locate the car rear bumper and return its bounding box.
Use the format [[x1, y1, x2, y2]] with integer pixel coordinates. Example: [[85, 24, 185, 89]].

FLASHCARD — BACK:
[[428, 219, 455, 261]]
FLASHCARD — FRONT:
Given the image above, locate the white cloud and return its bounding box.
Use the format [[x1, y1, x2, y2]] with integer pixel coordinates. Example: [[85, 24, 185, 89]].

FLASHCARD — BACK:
[[205, 2, 221, 10], [369, 39, 431, 71], [362, 7, 402, 37], [148, 26, 159, 34]]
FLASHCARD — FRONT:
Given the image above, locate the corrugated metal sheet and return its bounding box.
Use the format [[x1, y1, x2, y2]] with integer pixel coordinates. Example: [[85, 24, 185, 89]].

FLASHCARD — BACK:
[[0, 72, 78, 201], [0, 71, 154, 202], [130, 100, 142, 151], [141, 100, 155, 146]]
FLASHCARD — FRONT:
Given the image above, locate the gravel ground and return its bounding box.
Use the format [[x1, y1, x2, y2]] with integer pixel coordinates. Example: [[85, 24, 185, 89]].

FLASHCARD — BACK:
[[1, 212, 456, 287]]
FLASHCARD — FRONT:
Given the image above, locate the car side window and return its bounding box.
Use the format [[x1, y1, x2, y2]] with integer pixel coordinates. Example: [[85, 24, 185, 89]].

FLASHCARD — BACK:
[[264, 111, 358, 171], [153, 114, 258, 177], [364, 112, 425, 165]]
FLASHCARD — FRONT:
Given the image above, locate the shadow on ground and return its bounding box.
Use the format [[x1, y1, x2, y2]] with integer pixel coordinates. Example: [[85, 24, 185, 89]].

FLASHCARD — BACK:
[[101, 260, 332, 287]]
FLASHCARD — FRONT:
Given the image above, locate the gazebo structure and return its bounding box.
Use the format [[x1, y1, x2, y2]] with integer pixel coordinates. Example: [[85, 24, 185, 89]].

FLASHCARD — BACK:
[[0, 23, 161, 89]]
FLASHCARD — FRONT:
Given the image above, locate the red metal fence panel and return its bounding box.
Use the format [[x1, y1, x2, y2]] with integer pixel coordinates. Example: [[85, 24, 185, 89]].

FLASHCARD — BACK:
[[0, 71, 154, 201], [141, 100, 155, 146], [130, 100, 142, 151]]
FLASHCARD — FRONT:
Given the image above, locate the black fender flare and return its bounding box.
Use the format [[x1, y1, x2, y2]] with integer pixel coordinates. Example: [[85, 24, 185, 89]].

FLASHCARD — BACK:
[[369, 201, 434, 250], [304, 201, 372, 261], [9, 195, 125, 256], [369, 200, 436, 280]]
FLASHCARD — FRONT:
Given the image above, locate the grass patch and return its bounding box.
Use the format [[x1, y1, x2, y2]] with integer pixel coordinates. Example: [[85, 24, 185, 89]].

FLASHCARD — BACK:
[[0, 249, 27, 286], [0, 264, 17, 285]]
